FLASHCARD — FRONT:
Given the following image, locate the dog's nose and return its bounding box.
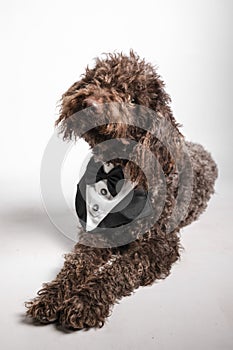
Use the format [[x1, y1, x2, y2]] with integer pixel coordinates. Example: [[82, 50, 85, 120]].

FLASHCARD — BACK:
[[85, 97, 100, 107], [83, 97, 104, 113]]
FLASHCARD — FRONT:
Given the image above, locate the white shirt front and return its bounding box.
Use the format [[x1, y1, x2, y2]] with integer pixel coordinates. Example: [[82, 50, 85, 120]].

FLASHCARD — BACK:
[[85, 163, 135, 231]]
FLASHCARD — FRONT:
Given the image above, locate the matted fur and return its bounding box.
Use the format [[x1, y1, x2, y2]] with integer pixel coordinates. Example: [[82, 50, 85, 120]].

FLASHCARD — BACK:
[[25, 51, 218, 329]]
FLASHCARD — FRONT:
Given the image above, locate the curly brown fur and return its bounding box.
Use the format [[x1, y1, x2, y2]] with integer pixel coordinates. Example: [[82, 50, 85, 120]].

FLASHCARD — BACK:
[[25, 51, 218, 330]]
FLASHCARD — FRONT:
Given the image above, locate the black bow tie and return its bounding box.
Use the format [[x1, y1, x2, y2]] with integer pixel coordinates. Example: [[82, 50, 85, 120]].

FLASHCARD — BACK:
[[85, 158, 124, 196]]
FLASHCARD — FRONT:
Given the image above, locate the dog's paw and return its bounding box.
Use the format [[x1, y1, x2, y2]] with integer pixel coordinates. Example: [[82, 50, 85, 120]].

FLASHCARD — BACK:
[[25, 281, 64, 323], [25, 296, 61, 323], [58, 291, 111, 330]]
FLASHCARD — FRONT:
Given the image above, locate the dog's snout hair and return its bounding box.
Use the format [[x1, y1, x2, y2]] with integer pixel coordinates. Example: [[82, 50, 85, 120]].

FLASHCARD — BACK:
[[82, 89, 123, 109]]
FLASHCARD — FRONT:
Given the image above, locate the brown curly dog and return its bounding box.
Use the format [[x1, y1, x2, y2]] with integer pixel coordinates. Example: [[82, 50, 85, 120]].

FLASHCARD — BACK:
[[25, 51, 218, 330]]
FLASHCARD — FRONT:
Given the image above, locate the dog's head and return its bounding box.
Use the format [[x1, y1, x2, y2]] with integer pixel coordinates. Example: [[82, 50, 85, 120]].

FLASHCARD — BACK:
[[56, 50, 181, 141]]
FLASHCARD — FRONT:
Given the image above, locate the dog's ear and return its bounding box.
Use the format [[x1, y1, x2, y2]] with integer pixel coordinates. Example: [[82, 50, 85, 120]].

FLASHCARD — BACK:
[[55, 80, 83, 125], [148, 70, 182, 132], [55, 62, 100, 141], [55, 78, 88, 140]]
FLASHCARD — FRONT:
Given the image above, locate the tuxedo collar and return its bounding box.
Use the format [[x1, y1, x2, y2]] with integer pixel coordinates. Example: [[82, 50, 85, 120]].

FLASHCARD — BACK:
[[75, 156, 152, 233]]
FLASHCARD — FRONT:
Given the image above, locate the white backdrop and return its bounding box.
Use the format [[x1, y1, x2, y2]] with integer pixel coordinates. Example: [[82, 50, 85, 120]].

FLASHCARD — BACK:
[[0, 1, 232, 349]]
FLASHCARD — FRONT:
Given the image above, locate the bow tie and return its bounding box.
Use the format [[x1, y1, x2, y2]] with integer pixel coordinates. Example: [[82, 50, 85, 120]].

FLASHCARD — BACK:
[[85, 158, 124, 196]]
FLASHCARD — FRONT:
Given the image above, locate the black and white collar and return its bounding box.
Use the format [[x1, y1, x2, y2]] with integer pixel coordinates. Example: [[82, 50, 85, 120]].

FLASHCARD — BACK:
[[75, 156, 152, 232]]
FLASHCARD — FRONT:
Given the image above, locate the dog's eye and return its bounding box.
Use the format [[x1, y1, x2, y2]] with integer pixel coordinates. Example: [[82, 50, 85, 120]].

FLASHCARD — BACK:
[[131, 98, 137, 104]]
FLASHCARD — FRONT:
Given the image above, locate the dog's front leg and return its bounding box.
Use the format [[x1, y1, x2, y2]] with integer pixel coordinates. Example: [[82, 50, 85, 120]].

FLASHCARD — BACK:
[[58, 230, 180, 330], [25, 244, 113, 324]]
